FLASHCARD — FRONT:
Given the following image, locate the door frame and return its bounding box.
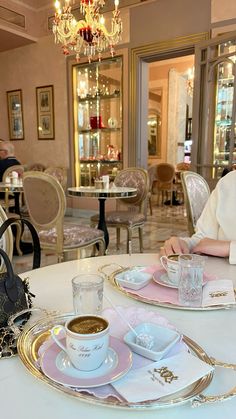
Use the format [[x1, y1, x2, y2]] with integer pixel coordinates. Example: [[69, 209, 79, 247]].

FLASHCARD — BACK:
[[129, 32, 209, 168]]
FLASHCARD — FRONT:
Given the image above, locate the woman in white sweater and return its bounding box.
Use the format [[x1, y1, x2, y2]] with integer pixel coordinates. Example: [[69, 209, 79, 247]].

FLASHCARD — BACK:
[[162, 170, 236, 264]]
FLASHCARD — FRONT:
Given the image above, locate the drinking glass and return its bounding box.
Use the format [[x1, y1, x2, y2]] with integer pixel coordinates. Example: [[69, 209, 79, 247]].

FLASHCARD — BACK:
[[178, 254, 206, 307], [72, 274, 104, 315]]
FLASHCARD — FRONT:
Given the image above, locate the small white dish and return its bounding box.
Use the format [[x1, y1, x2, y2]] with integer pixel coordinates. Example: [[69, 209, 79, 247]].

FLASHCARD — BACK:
[[124, 323, 181, 361], [115, 267, 152, 290]]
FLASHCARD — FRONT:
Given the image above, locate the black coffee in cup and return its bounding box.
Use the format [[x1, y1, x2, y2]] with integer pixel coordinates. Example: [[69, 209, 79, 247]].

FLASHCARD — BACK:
[[68, 315, 108, 334]]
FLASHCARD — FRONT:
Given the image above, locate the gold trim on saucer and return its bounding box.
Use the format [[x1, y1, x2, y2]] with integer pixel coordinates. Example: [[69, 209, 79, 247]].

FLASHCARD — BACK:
[[17, 312, 214, 410]]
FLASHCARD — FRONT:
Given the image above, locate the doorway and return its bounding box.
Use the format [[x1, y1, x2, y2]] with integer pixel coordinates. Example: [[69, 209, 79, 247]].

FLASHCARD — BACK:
[[148, 55, 194, 167], [129, 32, 208, 168]]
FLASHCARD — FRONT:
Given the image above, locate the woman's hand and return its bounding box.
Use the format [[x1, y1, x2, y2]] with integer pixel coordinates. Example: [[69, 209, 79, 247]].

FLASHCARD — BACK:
[[161, 237, 190, 256], [192, 238, 230, 257]]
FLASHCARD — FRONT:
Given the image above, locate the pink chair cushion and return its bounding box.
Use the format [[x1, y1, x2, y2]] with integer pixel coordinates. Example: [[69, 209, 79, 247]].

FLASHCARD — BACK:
[[39, 223, 104, 248]]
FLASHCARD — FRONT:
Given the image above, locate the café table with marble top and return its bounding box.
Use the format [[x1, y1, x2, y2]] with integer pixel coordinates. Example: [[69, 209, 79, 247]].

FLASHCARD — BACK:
[[68, 185, 137, 248], [2, 253, 236, 419]]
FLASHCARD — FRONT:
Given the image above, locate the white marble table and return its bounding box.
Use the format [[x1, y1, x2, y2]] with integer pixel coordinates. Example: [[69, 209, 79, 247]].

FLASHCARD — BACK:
[[2, 253, 236, 419]]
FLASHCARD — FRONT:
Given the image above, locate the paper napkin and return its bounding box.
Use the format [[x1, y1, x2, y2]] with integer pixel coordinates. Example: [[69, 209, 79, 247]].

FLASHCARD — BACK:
[[202, 279, 236, 307], [111, 351, 214, 403]]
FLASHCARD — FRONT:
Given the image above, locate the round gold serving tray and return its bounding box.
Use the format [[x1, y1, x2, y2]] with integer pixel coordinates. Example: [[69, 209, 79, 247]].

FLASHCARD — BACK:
[[106, 266, 235, 311], [17, 312, 214, 410]]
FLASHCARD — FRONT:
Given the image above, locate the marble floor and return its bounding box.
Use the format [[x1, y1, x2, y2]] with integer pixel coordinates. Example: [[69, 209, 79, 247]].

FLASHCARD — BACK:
[[13, 200, 189, 274]]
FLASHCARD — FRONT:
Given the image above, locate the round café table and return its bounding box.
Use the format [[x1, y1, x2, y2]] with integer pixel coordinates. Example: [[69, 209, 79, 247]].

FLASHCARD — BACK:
[[2, 253, 236, 419], [68, 186, 137, 248], [0, 181, 23, 214]]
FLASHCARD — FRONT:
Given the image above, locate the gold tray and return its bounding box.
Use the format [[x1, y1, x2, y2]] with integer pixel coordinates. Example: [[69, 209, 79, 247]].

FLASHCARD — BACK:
[[17, 311, 215, 410], [100, 264, 236, 311]]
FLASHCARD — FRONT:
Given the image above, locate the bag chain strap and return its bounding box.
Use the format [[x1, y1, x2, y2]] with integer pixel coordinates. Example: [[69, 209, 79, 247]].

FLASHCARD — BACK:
[[0, 277, 34, 359]]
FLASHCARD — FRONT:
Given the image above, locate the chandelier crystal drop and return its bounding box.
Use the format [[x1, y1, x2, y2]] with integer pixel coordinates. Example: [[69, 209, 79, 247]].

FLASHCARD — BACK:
[[53, 0, 122, 62]]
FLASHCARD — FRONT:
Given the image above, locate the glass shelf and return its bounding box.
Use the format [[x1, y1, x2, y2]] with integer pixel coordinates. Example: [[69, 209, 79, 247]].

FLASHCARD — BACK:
[[72, 56, 123, 186]]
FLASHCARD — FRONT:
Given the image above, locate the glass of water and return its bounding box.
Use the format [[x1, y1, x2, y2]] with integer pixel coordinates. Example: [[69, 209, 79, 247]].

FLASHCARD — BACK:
[[178, 254, 206, 307], [72, 274, 104, 315]]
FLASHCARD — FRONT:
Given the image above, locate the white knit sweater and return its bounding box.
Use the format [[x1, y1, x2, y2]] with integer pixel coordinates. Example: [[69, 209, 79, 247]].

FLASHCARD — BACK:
[[183, 170, 236, 264]]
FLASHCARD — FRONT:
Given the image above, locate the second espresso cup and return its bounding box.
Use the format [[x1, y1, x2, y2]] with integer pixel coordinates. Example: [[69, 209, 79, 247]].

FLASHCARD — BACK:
[[160, 254, 180, 286], [51, 315, 109, 371]]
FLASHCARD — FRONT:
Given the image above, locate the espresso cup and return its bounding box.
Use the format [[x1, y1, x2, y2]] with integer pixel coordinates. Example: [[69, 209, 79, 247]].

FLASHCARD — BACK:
[[160, 254, 180, 286], [51, 315, 109, 371], [160, 254, 193, 286]]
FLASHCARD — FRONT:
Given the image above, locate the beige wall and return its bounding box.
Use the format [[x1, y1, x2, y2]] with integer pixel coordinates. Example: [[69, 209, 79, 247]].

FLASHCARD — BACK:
[[0, 35, 69, 168]]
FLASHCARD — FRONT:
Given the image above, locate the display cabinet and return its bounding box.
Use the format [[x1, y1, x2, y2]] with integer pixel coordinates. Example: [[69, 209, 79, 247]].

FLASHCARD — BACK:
[[72, 56, 123, 186], [192, 33, 236, 186]]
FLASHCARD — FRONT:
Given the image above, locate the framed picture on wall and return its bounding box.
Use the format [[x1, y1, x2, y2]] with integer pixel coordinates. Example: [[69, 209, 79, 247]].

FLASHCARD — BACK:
[[7, 89, 24, 140], [36, 85, 55, 140]]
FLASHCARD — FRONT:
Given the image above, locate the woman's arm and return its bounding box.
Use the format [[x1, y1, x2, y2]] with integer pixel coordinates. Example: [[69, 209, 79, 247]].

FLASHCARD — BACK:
[[192, 238, 230, 257]]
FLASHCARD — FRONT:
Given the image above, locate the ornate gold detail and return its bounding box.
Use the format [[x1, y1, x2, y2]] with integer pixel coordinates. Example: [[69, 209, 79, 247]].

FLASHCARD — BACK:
[[149, 366, 178, 384], [209, 291, 228, 298]]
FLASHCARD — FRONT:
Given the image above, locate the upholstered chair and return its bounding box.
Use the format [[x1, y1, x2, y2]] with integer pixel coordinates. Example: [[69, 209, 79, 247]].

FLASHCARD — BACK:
[[181, 171, 210, 236], [175, 162, 191, 202], [23, 171, 105, 262], [152, 163, 176, 206], [45, 166, 68, 192], [91, 167, 149, 254], [27, 163, 46, 172]]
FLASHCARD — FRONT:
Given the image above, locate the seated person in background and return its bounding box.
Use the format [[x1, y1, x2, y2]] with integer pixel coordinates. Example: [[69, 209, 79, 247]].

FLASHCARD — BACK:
[[162, 170, 236, 264], [0, 140, 20, 181]]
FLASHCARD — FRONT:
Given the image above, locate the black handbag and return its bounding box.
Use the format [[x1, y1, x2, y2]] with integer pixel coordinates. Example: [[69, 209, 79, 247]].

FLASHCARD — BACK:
[[0, 218, 41, 328]]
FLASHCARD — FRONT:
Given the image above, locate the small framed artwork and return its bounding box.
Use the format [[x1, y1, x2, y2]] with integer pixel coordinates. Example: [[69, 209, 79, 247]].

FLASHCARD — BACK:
[[36, 85, 55, 140], [7, 89, 24, 140]]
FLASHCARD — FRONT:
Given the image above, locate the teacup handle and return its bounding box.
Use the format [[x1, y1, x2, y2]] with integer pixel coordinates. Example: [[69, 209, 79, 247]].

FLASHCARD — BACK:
[[50, 325, 67, 353], [160, 256, 168, 271]]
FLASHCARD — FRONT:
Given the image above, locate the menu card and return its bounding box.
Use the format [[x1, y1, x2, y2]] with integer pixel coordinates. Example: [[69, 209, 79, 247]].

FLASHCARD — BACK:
[[112, 352, 214, 403], [202, 279, 235, 307]]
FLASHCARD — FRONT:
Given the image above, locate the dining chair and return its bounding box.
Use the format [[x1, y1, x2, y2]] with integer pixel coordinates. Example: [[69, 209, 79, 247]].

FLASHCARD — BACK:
[[27, 163, 46, 172], [181, 171, 210, 236], [23, 171, 105, 262], [90, 167, 149, 254], [152, 163, 177, 206], [175, 162, 191, 203], [44, 166, 68, 192]]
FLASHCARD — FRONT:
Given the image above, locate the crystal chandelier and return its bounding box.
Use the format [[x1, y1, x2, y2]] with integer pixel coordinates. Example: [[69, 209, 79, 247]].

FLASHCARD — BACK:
[[53, 0, 122, 62]]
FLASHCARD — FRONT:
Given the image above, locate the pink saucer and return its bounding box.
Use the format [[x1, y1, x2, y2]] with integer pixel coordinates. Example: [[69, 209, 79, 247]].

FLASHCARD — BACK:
[[40, 336, 132, 388]]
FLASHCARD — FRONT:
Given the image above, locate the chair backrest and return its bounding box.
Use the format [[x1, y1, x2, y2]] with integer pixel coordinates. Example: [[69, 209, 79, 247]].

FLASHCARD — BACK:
[[181, 171, 210, 236], [27, 163, 46, 172], [44, 166, 68, 192], [3, 164, 25, 181], [23, 171, 66, 233], [176, 162, 190, 172], [156, 163, 175, 183], [114, 167, 149, 211]]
